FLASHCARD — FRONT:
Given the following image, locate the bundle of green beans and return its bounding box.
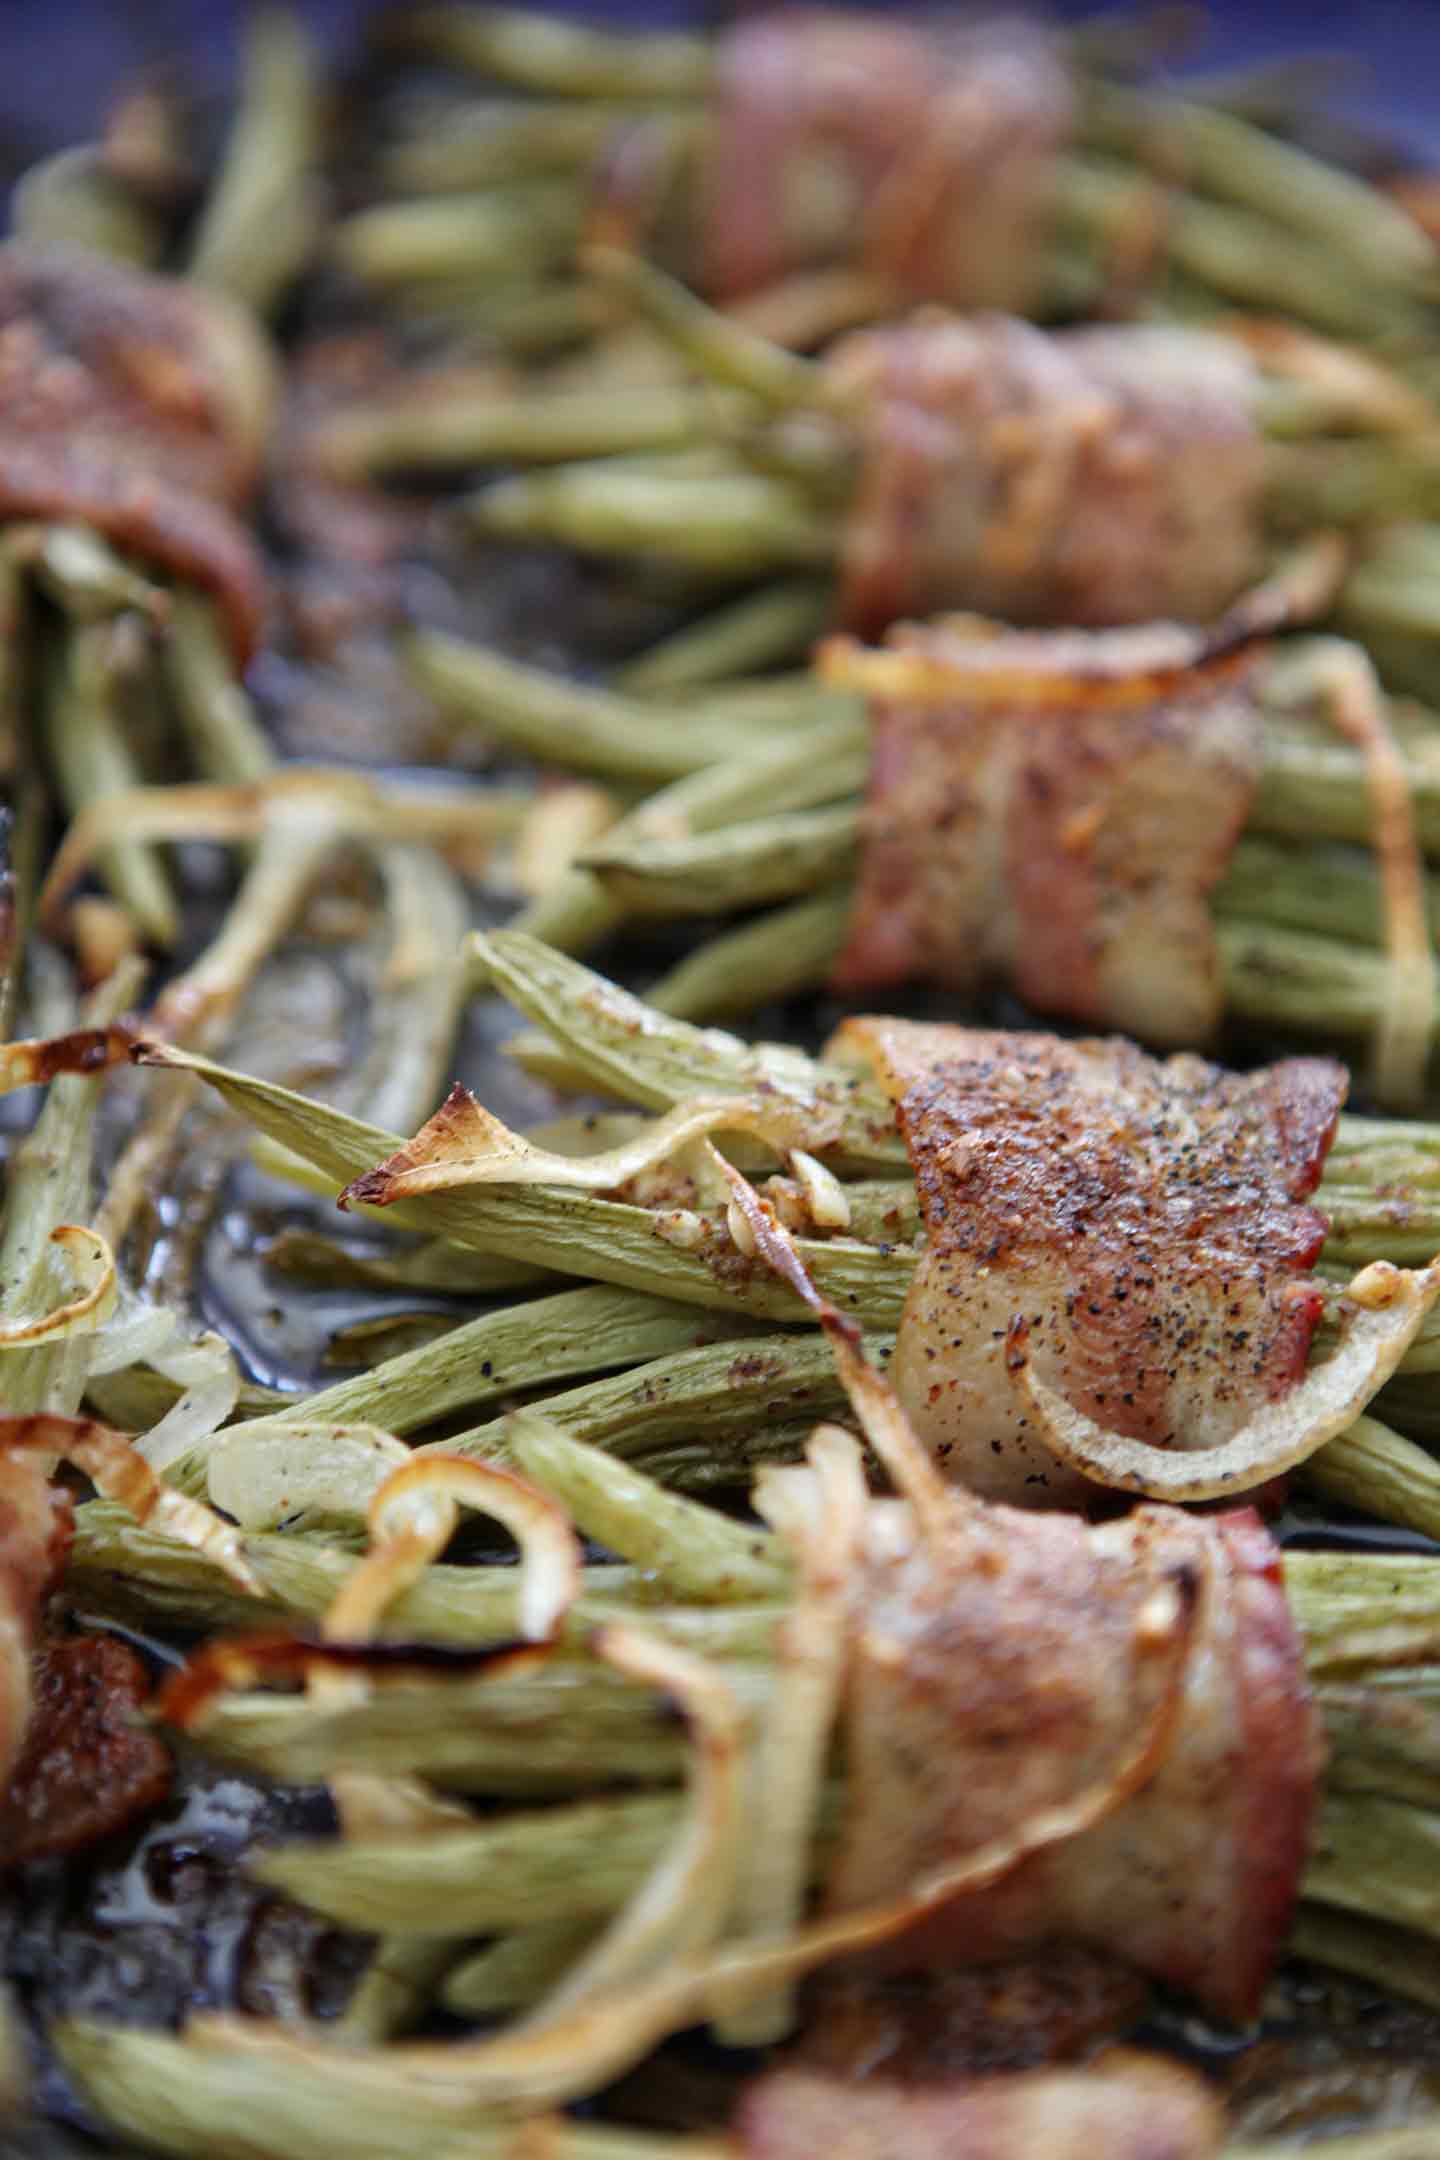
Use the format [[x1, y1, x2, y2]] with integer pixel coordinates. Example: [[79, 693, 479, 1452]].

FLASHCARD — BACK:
[[403, 612, 1440, 1077], [334, 3, 1439, 357], [105, 927, 1440, 1554], [54, 1410, 1440, 2158]]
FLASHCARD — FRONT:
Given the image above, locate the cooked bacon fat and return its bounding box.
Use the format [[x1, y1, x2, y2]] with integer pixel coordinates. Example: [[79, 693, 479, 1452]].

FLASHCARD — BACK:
[[699, 13, 1072, 312], [833, 316, 1264, 635], [830, 618, 1264, 1043], [737, 2052, 1225, 2160], [0, 244, 272, 659], [824, 1498, 1320, 2025], [831, 1020, 1343, 1503], [0, 1635, 171, 1866]]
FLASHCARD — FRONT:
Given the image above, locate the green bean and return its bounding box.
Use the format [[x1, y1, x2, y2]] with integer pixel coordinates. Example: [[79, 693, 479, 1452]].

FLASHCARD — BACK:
[[467, 929, 902, 1164], [1059, 152, 1428, 344], [0, 778, 45, 1044], [1301, 1418, 1440, 1543], [54, 2018, 718, 2160], [1307, 1789, 1440, 1945], [507, 1413, 786, 1601], [219, 1285, 752, 1460], [332, 1937, 458, 2046], [10, 145, 164, 264], [466, 461, 834, 578], [316, 382, 737, 480], [581, 804, 858, 918], [615, 580, 832, 696], [256, 1790, 680, 1937], [409, 628, 840, 781], [264, 1227, 549, 1295], [186, 6, 323, 316], [386, 8, 712, 99], [1079, 81, 1436, 286], [333, 180, 582, 289], [1289, 1904, 1440, 2017], [584, 245, 839, 413], [1284, 1552, 1440, 1674], [1215, 834, 1440, 948], [441, 1919, 599, 2016], [21, 524, 166, 623], [380, 100, 655, 193], [45, 619, 177, 946], [513, 718, 868, 956], [162, 590, 273, 785], [0, 959, 145, 1420], [1218, 918, 1436, 1048]]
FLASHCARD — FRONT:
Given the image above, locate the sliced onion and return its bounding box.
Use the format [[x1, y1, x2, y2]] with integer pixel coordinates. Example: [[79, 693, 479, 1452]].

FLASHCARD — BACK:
[[1272, 639, 1434, 1111], [510, 782, 618, 899], [1228, 317, 1435, 434], [712, 1149, 953, 1537], [0, 1412, 258, 1594], [0, 1024, 137, 1094], [527, 1624, 746, 2024], [0, 1225, 116, 1345], [1012, 1256, 1440, 1501], [38, 772, 524, 929], [206, 1422, 408, 1532], [365, 1455, 582, 1645], [155, 1634, 545, 1734], [715, 1423, 867, 2044], [338, 1085, 839, 1211]]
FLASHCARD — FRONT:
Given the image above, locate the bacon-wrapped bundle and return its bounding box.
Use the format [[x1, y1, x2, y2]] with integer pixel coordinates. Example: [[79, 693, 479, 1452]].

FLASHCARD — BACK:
[[831, 316, 1266, 636], [823, 1491, 1318, 2022], [695, 11, 1072, 317], [828, 614, 1269, 1042], [0, 243, 273, 661]]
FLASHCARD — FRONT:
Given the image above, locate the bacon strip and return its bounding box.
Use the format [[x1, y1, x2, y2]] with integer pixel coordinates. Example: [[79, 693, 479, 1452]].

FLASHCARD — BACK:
[[831, 316, 1265, 635], [0, 243, 272, 661], [823, 1495, 1320, 2024], [832, 1019, 1344, 1504], [0, 1459, 73, 1797], [738, 2052, 1225, 2160], [0, 1635, 171, 1866], [825, 616, 1267, 1043], [698, 13, 1072, 314]]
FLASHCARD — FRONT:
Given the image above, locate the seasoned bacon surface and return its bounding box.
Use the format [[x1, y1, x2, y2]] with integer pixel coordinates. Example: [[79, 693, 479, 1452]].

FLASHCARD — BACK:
[[830, 618, 1264, 1043], [823, 1498, 1320, 2024], [737, 2052, 1226, 2160], [833, 1019, 1343, 1502], [0, 243, 271, 659], [832, 316, 1264, 636], [0, 1460, 72, 1796], [699, 12, 1071, 312]]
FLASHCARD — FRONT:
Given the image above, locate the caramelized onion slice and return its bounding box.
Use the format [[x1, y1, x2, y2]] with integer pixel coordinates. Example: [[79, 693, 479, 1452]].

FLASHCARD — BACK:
[[363, 1454, 582, 1646], [0, 1412, 257, 1593], [1012, 1257, 1440, 1501], [0, 1225, 115, 1344], [339, 1086, 838, 1211], [712, 1149, 952, 1537], [0, 1024, 138, 1093], [529, 1624, 746, 2022]]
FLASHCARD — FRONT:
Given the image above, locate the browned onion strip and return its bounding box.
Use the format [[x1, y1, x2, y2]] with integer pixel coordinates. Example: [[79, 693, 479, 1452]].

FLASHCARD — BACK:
[[36, 774, 520, 933], [0, 1024, 138, 1094], [0, 1226, 115, 1345], [357, 1454, 582, 1646], [339, 1086, 841, 1212], [715, 1423, 867, 2045], [1012, 1255, 1440, 1501], [528, 1625, 746, 2023], [710, 1148, 953, 1540], [155, 1634, 546, 1735], [1299, 640, 1433, 1110], [0, 1413, 257, 1593]]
